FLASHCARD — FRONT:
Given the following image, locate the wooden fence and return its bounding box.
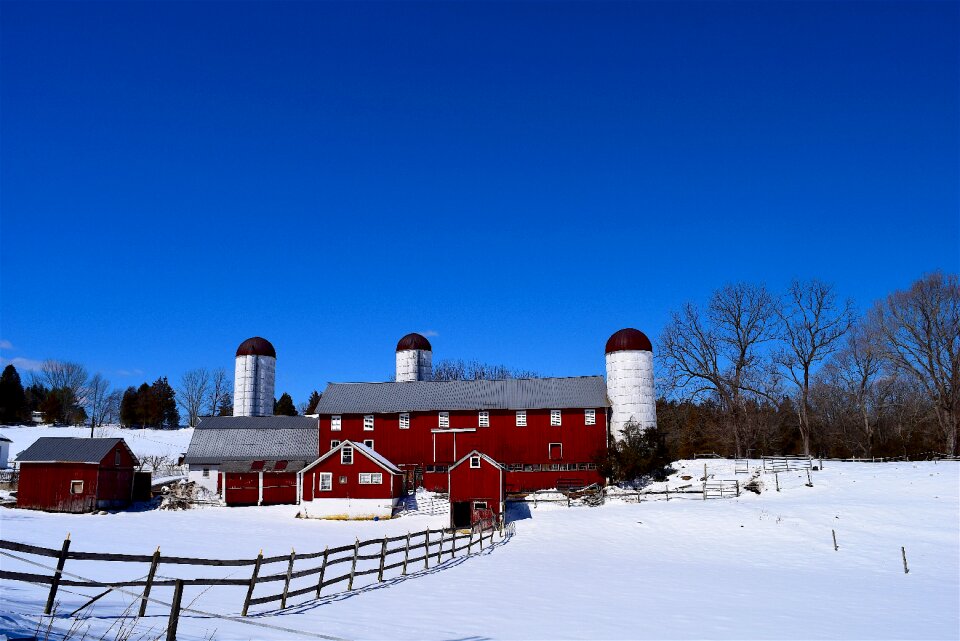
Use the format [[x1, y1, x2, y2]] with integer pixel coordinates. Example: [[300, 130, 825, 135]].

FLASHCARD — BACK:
[[762, 455, 813, 473], [0, 517, 506, 622]]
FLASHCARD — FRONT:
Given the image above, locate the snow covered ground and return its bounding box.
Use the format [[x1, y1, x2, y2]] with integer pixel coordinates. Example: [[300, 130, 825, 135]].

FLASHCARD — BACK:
[[1, 455, 958, 640], [0, 425, 194, 464]]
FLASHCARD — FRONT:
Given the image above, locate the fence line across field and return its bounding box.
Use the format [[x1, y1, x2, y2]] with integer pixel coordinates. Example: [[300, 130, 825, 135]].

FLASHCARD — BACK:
[[0, 516, 508, 625]]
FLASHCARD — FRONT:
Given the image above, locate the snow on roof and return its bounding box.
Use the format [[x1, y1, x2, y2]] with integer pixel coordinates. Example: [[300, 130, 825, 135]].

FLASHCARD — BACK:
[[302, 440, 401, 476], [315, 376, 610, 414], [0, 433, 12, 443], [16, 437, 135, 464]]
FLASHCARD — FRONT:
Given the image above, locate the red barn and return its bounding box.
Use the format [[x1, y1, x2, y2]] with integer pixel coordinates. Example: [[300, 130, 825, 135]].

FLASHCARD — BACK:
[[15, 438, 139, 513], [448, 450, 505, 528], [183, 416, 318, 506], [299, 440, 403, 517], [313, 377, 609, 493]]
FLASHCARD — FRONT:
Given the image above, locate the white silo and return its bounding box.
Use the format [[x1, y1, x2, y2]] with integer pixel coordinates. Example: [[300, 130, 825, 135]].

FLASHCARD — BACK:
[[605, 328, 657, 441], [395, 333, 433, 382], [234, 337, 277, 417]]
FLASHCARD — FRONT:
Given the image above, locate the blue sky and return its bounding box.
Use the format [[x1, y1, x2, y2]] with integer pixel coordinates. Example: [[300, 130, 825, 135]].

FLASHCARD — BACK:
[[1, 1, 957, 406]]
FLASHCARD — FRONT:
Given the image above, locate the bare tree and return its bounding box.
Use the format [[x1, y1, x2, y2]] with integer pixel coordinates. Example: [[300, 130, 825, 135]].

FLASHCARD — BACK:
[[825, 318, 883, 456], [776, 280, 854, 456], [206, 368, 229, 417], [86, 373, 113, 436], [177, 368, 211, 428], [103, 389, 123, 425], [659, 283, 780, 457], [38, 360, 89, 405], [874, 271, 960, 454]]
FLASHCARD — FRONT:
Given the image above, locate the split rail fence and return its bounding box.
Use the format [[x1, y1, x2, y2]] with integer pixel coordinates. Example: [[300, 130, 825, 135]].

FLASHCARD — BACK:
[[0, 517, 508, 623]]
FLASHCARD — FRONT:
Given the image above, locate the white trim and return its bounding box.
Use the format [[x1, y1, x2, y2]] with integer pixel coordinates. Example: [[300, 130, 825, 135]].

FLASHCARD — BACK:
[[300, 440, 402, 476], [470, 455, 481, 468], [363, 439, 374, 450], [359, 472, 383, 485], [430, 428, 477, 433], [585, 409, 596, 425], [331, 415, 342, 431], [69, 479, 84, 495], [550, 409, 562, 426], [319, 472, 333, 491], [341, 445, 354, 465], [399, 412, 410, 429], [257, 471, 264, 506], [438, 411, 449, 428], [449, 449, 504, 471], [363, 415, 374, 431], [516, 410, 527, 427], [478, 411, 489, 427], [549, 443, 563, 459]]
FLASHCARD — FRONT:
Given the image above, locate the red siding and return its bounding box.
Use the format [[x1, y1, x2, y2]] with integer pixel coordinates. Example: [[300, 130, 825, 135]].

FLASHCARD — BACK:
[[320, 408, 606, 491], [262, 472, 298, 504], [224, 473, 259, 505], [449, 454, 505, 526], [305, 447, 401, 500]]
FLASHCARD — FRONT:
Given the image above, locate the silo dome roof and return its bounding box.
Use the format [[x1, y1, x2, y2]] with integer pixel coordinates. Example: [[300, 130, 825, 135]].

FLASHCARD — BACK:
[[396, 333, 432, 352], [236, 336, 277, 358], [605, 328, 653, 354]]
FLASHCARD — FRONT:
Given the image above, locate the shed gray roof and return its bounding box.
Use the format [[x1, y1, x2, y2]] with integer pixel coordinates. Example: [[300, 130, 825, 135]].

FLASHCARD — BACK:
[[0, 433, 11, 443], [314, 377, 610, 414], [16, 437, 135, 464], [183, 416, 318, 464]]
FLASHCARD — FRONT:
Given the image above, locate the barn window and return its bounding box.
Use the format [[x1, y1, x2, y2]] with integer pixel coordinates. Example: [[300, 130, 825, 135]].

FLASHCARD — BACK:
[[523, 463, 541, 472], [331, 415, 342, 431], [550, 410, 562, 426], [251, 461, 265, 471], [331, 440, 341, 449], [115, 450, 121, 466], [585, 409, 596, 425], [399, 413, 410, 429], [478, 411, 489, 427], [70, 480, 84, 495], [549, 443, 562, 459], [359, 473, 383, 484], [470, 455, 481, 469], [438, 412, 449, 428], [363, 415, 374, 431], [274, 460, 288, 471], [364, 439, 374, 450], [516, 410, 526, 426], [473, 501, 487, 510], [339, 475, 347, 484], [319, 473, 332, 491], [578, 463, 589, 470], [202, 468, 210, 478], [341, 445, 353, 465]]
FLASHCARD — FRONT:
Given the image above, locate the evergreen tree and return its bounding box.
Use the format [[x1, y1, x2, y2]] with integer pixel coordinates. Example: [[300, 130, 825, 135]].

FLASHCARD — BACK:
[[217, 392, 233, 416], [599, 422, 673, 484], [24, 383, 49, 416], [41, 387, 78, 425], [136, 383, 158, 427], [304, 390, 321, 414], [120, 386, 139, 427], [152, 377, 179, 428], [0, 364, 27, 424], [275, 392, 297, 416]]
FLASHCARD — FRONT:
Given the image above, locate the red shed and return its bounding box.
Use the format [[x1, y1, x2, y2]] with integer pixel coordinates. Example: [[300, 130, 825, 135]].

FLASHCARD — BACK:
[[299, 440, 404, 504], [448, 450, 505, 529], [15, 438, 140, 513]]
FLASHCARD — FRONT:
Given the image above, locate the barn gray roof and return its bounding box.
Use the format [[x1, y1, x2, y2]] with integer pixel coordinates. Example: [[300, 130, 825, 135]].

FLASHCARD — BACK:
[[314, 377, 611, 414], [16, 437, 135, 464], [183, 416, 318, 464]]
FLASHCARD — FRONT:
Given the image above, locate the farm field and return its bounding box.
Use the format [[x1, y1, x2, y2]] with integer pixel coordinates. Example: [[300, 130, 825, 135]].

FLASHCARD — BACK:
[[0, 429, 957, 640]]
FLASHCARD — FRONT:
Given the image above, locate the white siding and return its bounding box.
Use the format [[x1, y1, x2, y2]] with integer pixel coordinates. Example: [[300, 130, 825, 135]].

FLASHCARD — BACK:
[[396, 349, 432, 382], [605, 349, 657, 441]]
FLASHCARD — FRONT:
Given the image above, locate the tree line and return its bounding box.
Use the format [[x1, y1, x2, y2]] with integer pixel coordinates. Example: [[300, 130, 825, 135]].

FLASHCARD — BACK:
[[0, 361, 323, 429], [655, 271, 958, 459]]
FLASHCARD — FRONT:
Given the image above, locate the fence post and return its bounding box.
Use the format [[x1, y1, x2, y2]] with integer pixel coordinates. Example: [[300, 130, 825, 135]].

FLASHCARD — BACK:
[[281, 548, 295, 609], [241, 549, 263, 617], [901, 547, 909, 574], [450, 529, 457, 560], [139, 546, 161, 617], [401, 533, 410, 576], [467, 528, 474, 555], [44, 533, 71, 615], [735, 481, 740, 498], [316, 546, 329, 597], [166, 579, 184, 641], [806, 469, 813, 487], [775, 473, 780, 492], [377, 537, 387, 582], [832, 530, 838, 551], [436, 530, 445, 564], [424, 530, 432, 569], [479, 526, 484, 551], [348, 538, 359, 590]]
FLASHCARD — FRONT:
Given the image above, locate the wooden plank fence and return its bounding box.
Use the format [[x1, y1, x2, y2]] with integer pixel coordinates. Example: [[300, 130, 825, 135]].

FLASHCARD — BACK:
[[762, 455, 812, 473], [0, 517, 506, 622]]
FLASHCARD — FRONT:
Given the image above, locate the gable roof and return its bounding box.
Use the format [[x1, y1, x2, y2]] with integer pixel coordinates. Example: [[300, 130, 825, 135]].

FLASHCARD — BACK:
[[0, 433, 11, 443], [301, 440, 401, 476], [314, 376, 610, 414], [183, 415, 318, 464], [450, 449, 503, 471], [16, 437, 137, 465]]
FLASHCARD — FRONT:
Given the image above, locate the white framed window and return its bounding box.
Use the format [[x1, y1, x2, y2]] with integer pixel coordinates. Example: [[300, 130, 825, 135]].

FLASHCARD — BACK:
[[319, 473, 332, 491], [550, 409, 562, 426], [359, 473, 383, 484], [331, 415, 342, 431], [364, 439, 374, 450], [341, 445, 353, 465], [516, 410, 526, 427], [439, 411, 449, 428], [363, 415, 374, 431], [473, 501, 487, 510], [470, 455, 481, 469], [399, 413, 410, 429], [478, 411, 489, 427], [585, 409, 596, 425], [330, 439, 341, 450], [549, 443, 562, 459], [70, 480, 83, 494], [202, 468, 210, 478]]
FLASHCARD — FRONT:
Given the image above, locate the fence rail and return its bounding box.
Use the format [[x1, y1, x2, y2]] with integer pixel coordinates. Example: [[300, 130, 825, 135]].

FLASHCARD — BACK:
[[762, 455, 813, 473], [0, 517, 508, 623]]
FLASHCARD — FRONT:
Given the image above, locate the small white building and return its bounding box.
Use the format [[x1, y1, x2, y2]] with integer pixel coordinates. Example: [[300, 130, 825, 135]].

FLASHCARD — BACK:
[[0, 433, 12, 469]]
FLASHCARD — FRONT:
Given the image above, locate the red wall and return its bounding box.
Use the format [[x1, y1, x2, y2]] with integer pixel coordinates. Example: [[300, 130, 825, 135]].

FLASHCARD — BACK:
[[449, 456, 504, 517], [305, 448, 401, 500], [17, 463, 99, 513], [224, 472, 259, 505], [319, 408, 606, 491], [262, 472, 298, 504]]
